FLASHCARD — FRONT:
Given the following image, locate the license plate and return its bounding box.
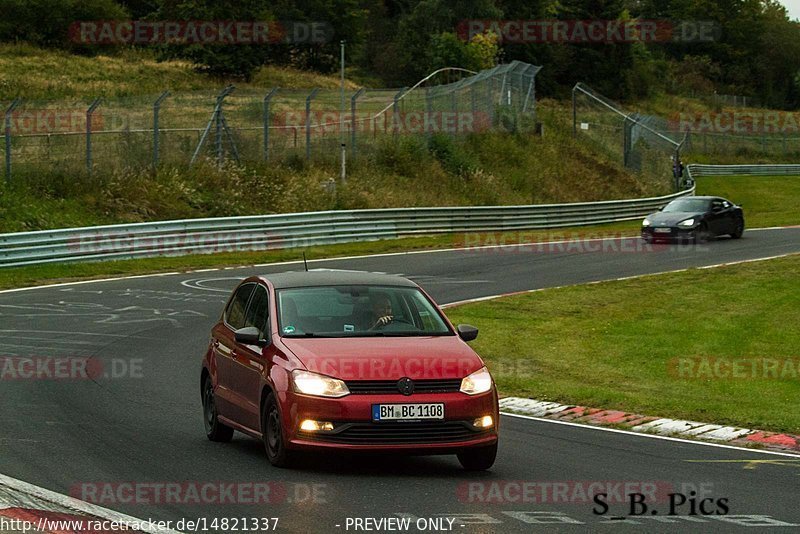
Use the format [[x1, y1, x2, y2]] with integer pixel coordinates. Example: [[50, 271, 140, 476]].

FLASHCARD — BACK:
[[372, 403, 444, 421], [654, 227, 672, 233]]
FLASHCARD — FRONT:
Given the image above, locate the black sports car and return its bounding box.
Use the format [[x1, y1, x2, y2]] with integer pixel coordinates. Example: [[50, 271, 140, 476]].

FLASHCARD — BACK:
[[641, 196, 745, 243]]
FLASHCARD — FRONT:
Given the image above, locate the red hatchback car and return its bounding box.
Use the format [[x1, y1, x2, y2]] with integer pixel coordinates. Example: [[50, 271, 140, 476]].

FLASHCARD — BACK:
[[201, 271, 499, 470]]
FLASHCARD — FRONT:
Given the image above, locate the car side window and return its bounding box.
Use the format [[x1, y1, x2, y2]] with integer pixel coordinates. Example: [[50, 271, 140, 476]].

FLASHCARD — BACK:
[[723, 200, 731, 209], [244, 285, 270, 338], [225, 283, 255, 330]]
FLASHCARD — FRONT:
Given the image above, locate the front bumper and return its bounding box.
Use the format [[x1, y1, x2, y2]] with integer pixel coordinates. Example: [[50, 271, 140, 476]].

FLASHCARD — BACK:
[[641, 226, 697, 241], [282, 389, 499, 452]]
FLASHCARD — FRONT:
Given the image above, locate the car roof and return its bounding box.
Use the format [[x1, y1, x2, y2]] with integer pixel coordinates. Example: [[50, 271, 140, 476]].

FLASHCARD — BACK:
[[260, 270, 419, 289]]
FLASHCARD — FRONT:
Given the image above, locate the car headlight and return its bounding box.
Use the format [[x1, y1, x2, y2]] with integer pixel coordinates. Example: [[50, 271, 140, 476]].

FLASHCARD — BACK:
[[460, 366, 493, 395], [642, 218, 651, 227], [678, 218, 695, 227], [291, 370, 350, 398]]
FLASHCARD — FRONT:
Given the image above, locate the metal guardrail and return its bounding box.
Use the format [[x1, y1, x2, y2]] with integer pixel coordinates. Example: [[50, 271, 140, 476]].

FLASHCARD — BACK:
[[687, 164, 800, 177], [0, 188, 694, 268]]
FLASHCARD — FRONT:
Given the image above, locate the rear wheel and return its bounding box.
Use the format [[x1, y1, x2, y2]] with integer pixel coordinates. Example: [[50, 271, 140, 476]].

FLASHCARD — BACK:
[[731, 218, 744, 239], [457, 442, 498, 471], [262, 394, 293, 467], [202, 376, 234, 442]]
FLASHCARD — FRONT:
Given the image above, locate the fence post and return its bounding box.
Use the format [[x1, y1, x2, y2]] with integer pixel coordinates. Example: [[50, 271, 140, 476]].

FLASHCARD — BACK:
[[487, 77, 495, 127], [153, 91, 170, 169], [450, 90, 458, 136], [86, 98, 101, 177], [522, 65, 535, 114], [572, 86, 577, 137], [393, 87, 407, 138], [190, 85, 234, 167], [4, 98, 20, 185], [263, 88, 278, 161], [425, 87, 433, 142], [350, 88, 365, 158], [305, 88, 320, 161]]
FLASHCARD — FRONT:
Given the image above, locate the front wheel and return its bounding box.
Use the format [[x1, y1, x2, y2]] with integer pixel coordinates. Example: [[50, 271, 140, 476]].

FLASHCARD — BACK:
[[203, 376, 234, 442], [457, 442, 498, 471], [262, 394, 293, 467], [694, 224, 711, 244], [731, 219, 744, 239]]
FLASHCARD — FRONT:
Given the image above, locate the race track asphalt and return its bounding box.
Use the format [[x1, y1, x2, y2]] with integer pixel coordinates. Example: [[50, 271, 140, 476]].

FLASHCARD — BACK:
[[1, 228, 799, 532]]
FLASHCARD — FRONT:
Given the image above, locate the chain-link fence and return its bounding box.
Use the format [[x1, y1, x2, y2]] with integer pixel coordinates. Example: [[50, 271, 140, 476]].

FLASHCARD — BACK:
[[573, 83, 800, 168], [572, 83, 683, 192], [1, 61, 540, 182]]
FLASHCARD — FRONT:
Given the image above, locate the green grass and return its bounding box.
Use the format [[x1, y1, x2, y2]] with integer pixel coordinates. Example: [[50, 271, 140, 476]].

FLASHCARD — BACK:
[[695, 175, 800, 228], [0, 221, 641, 291], [446, 255, 800, 434], [0, 43, 356, 100]]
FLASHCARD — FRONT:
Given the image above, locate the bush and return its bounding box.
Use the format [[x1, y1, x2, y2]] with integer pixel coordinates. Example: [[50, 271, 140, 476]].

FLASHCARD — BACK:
[[427, 133, 477, 176]]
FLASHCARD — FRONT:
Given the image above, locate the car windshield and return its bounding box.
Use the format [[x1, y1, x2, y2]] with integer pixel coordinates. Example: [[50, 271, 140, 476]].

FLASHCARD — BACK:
[[277, 285, 453, 337], [662, 198, 711, 213]]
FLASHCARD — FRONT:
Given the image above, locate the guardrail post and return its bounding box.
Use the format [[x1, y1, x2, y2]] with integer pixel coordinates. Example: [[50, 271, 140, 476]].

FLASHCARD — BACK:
[[263, 88, 278, 161], [86, 98, 101, 177], [305, 88, 319, 161], [4, 98, 21, 185], [350, 88, 365, 158], [152, 91, 170, 169]]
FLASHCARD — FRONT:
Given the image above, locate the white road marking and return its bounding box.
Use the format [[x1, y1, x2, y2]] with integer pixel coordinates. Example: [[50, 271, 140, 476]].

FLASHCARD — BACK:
[[0, 473, 180, 534], [501, 412, 800, 458], [442, 251, 800, 308]]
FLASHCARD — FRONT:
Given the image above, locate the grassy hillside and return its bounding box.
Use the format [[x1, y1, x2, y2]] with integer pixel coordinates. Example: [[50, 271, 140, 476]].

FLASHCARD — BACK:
[[0, 44, 356, 100], [0, 44, 669, 233]]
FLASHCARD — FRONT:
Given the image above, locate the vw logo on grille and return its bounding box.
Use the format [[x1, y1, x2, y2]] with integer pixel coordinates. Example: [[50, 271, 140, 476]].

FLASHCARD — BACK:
[[397, 377, 415, 396]]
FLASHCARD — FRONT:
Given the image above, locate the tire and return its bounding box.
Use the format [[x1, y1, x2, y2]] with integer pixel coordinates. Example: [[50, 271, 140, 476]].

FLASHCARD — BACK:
[[731, 218, 744, 239], [457, 442, 498, 471], [202, 375, 234, 442], [642, 235, 653, 244], [694, 224, 711, 244], [262, 394, 293, 467]]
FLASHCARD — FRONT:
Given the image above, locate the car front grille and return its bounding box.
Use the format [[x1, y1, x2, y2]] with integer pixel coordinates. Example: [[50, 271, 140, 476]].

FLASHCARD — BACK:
[[297, 421, 489, 445], [345, 379, 462, 395]]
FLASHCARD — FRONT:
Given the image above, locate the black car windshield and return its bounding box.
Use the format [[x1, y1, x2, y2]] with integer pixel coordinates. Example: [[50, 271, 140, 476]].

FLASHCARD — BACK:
[[277, 285, 453, 337], [662, 198, 711, 213]]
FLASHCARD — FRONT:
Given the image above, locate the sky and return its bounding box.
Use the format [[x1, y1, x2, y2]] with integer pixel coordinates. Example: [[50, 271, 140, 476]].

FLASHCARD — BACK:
[[780, 0, 800, 20]]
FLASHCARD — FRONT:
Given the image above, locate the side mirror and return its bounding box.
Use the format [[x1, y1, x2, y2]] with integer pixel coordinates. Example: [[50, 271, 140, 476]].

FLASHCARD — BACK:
[[457, 324, 479, 342], [235, 326, 267, 346]]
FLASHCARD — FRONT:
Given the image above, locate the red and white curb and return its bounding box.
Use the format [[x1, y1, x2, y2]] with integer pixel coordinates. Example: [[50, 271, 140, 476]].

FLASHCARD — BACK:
[[0, 474, 180, 534], [500, 397, 800, 455]]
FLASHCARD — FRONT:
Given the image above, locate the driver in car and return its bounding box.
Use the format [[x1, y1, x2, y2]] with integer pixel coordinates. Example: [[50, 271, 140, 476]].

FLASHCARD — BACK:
[[366, 293, 393, 330]]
